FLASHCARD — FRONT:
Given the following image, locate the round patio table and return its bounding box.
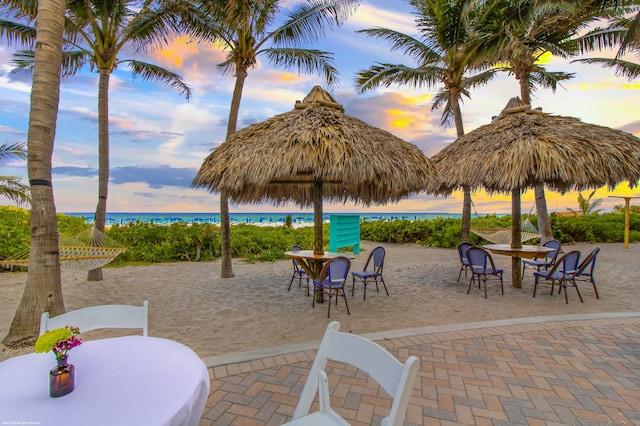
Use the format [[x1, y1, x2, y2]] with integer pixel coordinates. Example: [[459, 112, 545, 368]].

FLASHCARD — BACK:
[[483, 244, 555, 288], [284, 250, 355, 303]]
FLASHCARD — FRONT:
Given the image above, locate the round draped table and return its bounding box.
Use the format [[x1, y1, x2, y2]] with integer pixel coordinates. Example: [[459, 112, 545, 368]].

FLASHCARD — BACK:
[[0, 335, 210, 426]]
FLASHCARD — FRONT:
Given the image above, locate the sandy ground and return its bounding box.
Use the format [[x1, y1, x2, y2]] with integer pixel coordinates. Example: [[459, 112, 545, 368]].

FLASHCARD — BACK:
[[1, 241, 638, 362]]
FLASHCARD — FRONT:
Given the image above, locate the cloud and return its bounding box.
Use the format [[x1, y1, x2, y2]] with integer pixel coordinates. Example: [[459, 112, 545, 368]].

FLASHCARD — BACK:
[[53, 165, 198, 189]]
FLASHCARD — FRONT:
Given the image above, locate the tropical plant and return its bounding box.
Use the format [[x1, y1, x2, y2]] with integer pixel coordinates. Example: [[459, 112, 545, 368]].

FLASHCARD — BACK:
[[355, 0, 498, 243], [1, 0, 196, 281], [2, 0, 66, 349], [0, 142, 30, 206], [474, 0, 610, 243], [192, 0, 359, 278], [568, 190, 603, 215]]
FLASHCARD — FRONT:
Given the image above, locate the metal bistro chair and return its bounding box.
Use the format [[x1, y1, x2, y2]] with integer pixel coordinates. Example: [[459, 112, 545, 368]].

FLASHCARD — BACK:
[[456, 242, 475, 282], [574, 246, 600, 299], [283, 321, 419, 426], [288, 245, 311, 296], [466, 246, 504, 298], [533, 250, 583, 304], [313, 257, 351, 318], [351, 246, 388, 300], [522, 239, 561, 276]]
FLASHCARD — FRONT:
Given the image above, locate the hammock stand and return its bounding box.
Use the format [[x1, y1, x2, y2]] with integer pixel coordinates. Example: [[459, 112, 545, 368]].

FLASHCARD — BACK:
[[471, 218, 541, 244], [0, 227, 126, 271]]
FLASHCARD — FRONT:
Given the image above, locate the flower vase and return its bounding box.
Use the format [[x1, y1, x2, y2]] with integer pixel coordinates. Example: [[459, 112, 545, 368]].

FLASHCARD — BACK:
[[50, 355, 75, 397]]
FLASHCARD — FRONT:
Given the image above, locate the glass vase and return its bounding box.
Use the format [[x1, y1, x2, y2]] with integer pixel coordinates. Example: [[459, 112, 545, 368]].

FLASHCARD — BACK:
[[50, 355, 75, 397]]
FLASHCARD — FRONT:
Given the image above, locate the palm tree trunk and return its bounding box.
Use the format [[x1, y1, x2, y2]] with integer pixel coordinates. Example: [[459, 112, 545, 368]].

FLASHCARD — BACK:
[[451, 91, 471, 242], [219, 66, 248, 278], [2, 0, 66, 347], [87, 68, 111, 281], [518, 69, 553, 243], [535, 184, 553, 243]]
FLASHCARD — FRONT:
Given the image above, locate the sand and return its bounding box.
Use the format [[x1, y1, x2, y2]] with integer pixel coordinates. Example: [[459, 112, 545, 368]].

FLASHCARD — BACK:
[[1, 241, 638, 363]]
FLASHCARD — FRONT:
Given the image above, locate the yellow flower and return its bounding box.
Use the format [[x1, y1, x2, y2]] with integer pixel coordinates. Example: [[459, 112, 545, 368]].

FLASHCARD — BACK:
[[35, 328, 72, 354]]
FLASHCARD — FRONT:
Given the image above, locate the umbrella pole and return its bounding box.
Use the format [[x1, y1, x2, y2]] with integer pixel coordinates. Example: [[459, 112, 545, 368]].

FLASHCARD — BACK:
[[313, 179, 325, 304], [511, 189, 522, 288]]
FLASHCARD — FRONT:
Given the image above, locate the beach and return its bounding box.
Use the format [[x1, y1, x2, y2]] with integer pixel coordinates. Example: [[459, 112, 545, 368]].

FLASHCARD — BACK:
[[1, 241, 638, 363]]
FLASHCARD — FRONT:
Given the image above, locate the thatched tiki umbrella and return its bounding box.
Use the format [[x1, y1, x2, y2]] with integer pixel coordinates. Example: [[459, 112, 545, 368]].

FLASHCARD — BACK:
[[432, 97, 640, 288], [193, 85, 436, 272]]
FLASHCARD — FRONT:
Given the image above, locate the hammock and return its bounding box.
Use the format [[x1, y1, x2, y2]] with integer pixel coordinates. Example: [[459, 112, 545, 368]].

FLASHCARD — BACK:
[[471, 218, 541, 244], [0, 227, 127, 271]]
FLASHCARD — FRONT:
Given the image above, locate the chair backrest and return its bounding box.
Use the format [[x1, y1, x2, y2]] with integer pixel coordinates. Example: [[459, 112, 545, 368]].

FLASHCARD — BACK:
[[292, 321, 419, 426], [291, 245, 303, 271], [466, 246, 494, 271], [457, 242, 475, 263], [40, 301, 149, 337], [576, 246, 600, 276], [545, 251, 581, 278], [542, 239, 561, 262], [363, 246, 385, 273], [319, 256, 351, 288]]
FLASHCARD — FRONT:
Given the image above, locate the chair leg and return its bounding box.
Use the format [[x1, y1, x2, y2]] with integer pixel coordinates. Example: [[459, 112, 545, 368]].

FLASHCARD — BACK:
[[499, 275, 504, 295], [288, 273, 295, 291], [592, 278, 599, 299], [341, 288, 350, 315], [483, 276, 487, 299], [467, 275, 474, 294], [573, 280, 584, 303], [326, 290, 331, 318], [380, 277, 389, 296], [305, 277, 310, 297], [563, 281, 569, 304], [457, 266, 463, 282], [363, 280, 367, 301], [533, 276, 538, 297], [351, 277, 356, 297]]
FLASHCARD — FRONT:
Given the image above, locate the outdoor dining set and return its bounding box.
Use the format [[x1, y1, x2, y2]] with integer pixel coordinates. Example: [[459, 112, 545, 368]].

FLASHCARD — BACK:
[[457, 240, 600, 303]]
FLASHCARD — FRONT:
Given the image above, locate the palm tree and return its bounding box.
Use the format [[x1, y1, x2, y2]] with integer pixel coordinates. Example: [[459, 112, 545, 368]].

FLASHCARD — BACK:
[[1, 0, 196, 281], [194, 0, 359, 278], [0, 142, 30, 206], [474, 0, 608, 243], [354, 0, 498, 242], [2, 0, 66, 348], [568, 190, 603, 215]]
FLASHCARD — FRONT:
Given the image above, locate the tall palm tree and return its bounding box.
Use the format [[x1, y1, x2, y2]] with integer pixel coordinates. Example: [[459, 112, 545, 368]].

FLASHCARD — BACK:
[[1, 0, 196, 281], [194, 0, 359, 278], [2, 0, 66, 348], [355, 0, 498, 242], [0, 142, 31, 206], [474, 0, 606, 243]]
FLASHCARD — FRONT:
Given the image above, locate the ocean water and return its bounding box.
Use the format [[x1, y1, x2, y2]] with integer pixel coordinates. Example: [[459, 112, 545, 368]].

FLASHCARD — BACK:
[[63, 212, 464, 226]]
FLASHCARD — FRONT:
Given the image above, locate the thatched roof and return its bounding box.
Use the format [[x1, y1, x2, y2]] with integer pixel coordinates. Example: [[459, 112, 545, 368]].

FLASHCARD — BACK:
[[193, 86, 436, 207], [431, 98, 640, 194]]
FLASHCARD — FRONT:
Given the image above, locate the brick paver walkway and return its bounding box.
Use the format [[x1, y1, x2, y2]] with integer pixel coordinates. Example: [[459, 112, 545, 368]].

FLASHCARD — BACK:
[[199, 314, 640, 425]]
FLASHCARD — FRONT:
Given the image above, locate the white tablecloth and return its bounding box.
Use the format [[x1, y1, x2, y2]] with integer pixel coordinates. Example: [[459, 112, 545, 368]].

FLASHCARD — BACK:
[[0, 336, 210, 426]]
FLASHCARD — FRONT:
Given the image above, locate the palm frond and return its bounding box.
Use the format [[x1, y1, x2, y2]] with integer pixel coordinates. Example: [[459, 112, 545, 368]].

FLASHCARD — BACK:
[[572, 56, 640, 79], [12, 49, 89, 76], [271, 0, 360, 46], [124, 60, 192, 100], [0, 176, 31, 207], [0, 142, 27, 162], [529, 67, 574, 92], [0, 19, 36, 47], [355, 63, 444, 93], [357, 27, 442, 66], [262, 48, 338, 88]]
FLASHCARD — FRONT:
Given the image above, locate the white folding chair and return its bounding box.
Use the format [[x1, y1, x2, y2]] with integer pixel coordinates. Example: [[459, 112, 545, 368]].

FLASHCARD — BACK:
[[283, 321, 419, 426], [40, 301, 149, 336]]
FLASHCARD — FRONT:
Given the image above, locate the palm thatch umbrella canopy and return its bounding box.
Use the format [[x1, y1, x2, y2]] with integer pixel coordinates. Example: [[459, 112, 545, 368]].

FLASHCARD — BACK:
[[431, 97, 640, 287], [193, 85, 437, 255]]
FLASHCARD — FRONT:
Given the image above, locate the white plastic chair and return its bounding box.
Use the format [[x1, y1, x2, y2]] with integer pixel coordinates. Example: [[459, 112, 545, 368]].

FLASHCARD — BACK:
[[40, 301, 149, 336], [283, 321, 419, 426]]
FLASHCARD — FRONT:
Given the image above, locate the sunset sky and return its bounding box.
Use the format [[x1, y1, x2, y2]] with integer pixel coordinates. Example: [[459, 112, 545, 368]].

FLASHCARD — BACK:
[[1, 1, 639, 216]]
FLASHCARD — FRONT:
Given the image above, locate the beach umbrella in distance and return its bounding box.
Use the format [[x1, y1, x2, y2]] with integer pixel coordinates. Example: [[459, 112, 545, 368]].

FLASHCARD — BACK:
[[193, 85, 437, 257], [431, 97, 640, 287]]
